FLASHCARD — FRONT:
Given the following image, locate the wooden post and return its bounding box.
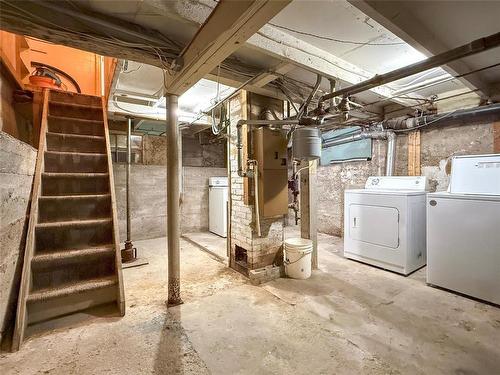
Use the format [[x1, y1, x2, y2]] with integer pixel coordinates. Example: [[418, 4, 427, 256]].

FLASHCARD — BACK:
[[300, 160, 318, 269], [408, 130, 421, 176], [494, 121, 500, 153]]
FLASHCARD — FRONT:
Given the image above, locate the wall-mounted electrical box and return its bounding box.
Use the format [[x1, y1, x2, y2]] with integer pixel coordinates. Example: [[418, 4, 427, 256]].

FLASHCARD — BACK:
[[253, 127, 288, 218]]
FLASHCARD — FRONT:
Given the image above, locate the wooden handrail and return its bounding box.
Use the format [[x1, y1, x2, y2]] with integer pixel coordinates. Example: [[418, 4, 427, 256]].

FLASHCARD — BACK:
[[12, 89, 49, 351]]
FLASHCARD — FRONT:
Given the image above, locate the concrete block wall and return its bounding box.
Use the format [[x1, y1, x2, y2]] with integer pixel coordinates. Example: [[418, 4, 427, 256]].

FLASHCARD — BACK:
[[182, 166, 227, 233], [0, 131, 36, 344], [112, 132, 227, 241]]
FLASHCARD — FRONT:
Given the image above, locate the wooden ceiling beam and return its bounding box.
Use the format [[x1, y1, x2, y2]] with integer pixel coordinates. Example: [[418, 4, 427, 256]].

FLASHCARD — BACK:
[[165, 0, 292, 96]]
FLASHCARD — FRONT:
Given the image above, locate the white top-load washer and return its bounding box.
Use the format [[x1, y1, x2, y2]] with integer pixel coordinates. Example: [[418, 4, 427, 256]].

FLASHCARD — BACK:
[[427, 154, 500, 305], [344, 176, 429, 275], [209, 177, 228, 237]]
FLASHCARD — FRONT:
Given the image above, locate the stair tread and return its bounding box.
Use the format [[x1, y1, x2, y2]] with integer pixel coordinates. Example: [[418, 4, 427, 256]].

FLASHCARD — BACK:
[[43, 172, 109, 177], [32, 245, 115, 264], [46, 132, 104, 140], [45, 150, 107, 156], [48, 115, 103, 124], [28, 276, 117, 302], [39, 193, 110, 200], [36, 218, 112, 229], [49, 101, 102, 110]]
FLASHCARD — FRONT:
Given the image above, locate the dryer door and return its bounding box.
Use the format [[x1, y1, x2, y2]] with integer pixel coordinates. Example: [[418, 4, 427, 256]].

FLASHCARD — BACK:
[[348, 204, 399, 248]]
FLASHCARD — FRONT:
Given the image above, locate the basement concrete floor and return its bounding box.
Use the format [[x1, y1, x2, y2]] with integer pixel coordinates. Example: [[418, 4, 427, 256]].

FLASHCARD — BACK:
[[182, 232, 228, 263], [1, 234, 499, 374]]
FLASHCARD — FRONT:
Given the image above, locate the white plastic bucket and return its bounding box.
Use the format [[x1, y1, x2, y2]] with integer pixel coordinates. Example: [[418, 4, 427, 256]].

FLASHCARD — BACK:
[[284, 238, 313, 279]]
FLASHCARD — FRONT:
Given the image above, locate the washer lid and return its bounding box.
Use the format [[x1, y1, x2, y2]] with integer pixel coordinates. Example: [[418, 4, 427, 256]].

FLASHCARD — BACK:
[[449, 154, 500, 195], [428, 191, 500, 202], [364, 176, 428, 191]]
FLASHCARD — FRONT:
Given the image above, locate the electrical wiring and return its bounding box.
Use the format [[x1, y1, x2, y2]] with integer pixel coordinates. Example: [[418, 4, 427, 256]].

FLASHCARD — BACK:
[[268, 23, 406, 46], [257, 30, 371, 80], [390, 68, 441, 88]]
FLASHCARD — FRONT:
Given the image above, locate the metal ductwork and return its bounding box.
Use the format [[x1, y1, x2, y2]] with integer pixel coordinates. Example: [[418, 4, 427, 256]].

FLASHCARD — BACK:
[[318, 31, 500, 105], [380, 103, 500, 131]]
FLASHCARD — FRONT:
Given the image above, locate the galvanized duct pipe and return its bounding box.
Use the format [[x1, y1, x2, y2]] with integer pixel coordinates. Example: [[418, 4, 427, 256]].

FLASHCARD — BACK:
[[318, 31, 500, 105], [380, 103, 500, 131], [323, 130, 396, 176]]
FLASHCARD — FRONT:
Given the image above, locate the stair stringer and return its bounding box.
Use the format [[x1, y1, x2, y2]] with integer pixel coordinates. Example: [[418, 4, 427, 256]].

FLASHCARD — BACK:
[[12, 89, 49, 351]]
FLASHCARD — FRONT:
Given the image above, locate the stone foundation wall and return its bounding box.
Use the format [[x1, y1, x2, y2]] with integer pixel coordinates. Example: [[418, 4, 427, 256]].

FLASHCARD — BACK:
[[316, 122, 493, 237]]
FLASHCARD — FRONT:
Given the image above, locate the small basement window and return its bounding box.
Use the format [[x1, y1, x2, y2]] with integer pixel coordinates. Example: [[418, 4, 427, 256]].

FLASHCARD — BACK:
[[321, 126, 372, 165]]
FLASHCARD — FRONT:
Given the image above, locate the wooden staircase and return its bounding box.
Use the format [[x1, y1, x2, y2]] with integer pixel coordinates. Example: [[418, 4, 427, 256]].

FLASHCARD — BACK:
[[12, 90, 125, 351]]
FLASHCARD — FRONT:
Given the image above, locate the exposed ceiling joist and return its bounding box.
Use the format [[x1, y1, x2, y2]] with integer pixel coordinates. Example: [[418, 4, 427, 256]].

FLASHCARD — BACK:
[[204, 71, 287, 101], [252, 61, 295, 87], [246, 25, 422, 106], [168, 1, 420, 106], [348, 0, 492, 99], [165, 0, 292, 96]]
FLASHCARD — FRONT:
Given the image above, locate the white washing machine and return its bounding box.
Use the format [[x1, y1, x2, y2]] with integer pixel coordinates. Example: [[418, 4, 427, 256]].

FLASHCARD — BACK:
[[344, 176, 428, 275], [427, 154, 500, 305], [209, 177, 228, 237]]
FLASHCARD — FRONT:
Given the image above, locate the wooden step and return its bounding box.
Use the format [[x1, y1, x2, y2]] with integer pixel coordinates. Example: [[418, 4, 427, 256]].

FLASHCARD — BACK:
[[38, 194, 111, 223], [35, 218, 113, 253], [27, 276, 117, 303], [49, 91, 102, 107], [41, 172, 110, 196], [48, 101, 103, 121], [32, 245, 115, 265], [48, 115, 104, 136], [46, 132, 106, 153], [44, 151, 107, 173], [50, 101, 102, 110], [36, 218, 112, 229]]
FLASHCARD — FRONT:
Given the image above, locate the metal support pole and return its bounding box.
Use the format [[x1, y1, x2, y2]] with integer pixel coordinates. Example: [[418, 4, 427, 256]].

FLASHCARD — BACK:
[[167, 95, 182, 306], [126, 117, 132, 242], [121, 116, 137, 263]]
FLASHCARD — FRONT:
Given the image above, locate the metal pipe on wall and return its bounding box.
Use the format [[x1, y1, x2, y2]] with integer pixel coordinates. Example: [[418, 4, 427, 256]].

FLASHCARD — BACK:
[[167, 95, 182, 307]]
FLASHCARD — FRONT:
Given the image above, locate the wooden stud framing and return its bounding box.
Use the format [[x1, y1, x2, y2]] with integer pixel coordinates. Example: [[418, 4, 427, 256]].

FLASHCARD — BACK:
[[300, 160, 318, 269]]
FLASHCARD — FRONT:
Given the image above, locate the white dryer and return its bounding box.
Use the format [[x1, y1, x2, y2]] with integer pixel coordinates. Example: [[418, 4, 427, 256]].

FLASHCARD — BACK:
[[344, 176, 428, 275], [427, 154, 500, 305]]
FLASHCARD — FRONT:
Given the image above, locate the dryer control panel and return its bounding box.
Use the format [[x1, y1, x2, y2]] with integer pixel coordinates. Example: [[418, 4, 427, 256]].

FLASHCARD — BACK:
[[365, 176, 428, 191]]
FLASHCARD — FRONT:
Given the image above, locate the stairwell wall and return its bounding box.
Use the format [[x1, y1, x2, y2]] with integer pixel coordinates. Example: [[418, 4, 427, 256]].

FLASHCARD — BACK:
[[0, 131, 37, 346]]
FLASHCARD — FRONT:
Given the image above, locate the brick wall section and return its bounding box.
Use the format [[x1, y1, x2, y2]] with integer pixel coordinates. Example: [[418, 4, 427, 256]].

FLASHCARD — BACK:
[[228, 92, 285, 272]]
